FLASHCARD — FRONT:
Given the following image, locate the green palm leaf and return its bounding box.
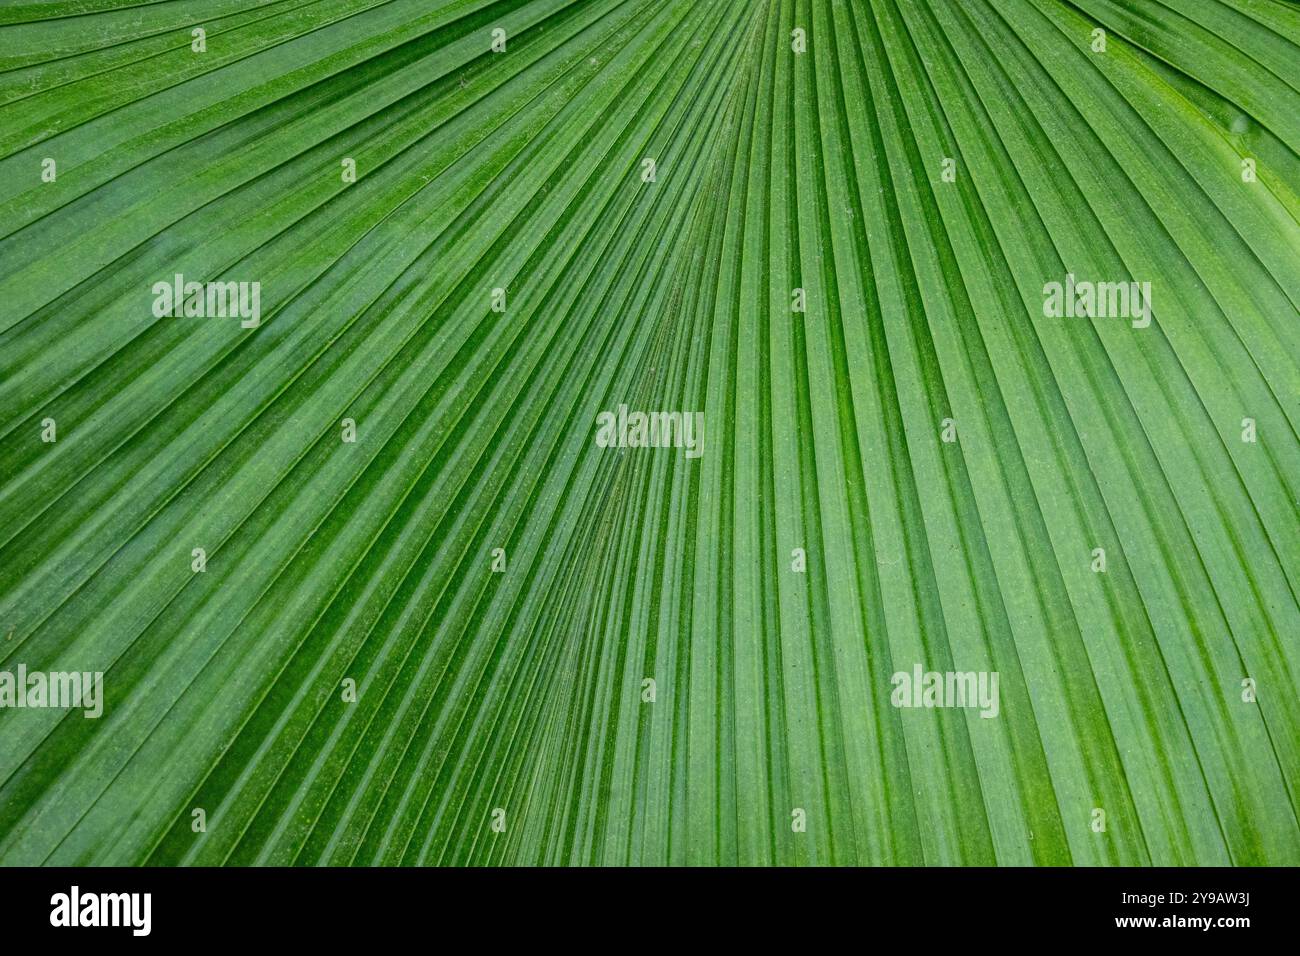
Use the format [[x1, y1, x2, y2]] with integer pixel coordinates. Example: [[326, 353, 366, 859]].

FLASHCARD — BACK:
[[1, 0, 1297, 866]]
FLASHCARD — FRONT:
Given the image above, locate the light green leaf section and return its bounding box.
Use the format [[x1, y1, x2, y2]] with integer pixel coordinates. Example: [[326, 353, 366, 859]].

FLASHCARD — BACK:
[[0, 0, 1296, 866]]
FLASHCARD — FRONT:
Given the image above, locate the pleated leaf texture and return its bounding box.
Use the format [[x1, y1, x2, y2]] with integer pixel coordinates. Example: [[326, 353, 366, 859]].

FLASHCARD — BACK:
[[1, 0, 1298, 867]]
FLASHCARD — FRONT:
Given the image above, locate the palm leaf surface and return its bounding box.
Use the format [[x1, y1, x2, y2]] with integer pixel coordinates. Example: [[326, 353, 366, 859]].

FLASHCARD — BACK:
[[0, 0, 1297, 866]]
